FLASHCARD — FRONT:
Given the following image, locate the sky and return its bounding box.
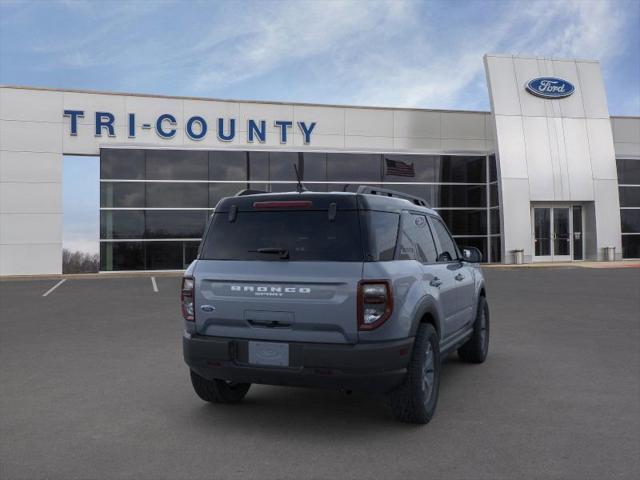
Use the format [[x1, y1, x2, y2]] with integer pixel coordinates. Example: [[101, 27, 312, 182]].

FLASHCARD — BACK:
[[1, 0, 639, 253]]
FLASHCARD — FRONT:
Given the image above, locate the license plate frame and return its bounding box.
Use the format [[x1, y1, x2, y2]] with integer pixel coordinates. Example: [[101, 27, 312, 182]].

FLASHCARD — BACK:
[[248, 341, 290, 367]]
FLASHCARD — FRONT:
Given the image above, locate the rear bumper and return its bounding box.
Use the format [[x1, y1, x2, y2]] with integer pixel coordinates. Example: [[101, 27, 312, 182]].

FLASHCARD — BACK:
[[183, 333, 414, 393]]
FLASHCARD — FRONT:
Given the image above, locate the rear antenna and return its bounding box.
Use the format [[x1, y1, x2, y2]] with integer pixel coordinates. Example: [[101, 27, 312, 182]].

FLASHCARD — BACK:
[[293, 163, 306, 193]]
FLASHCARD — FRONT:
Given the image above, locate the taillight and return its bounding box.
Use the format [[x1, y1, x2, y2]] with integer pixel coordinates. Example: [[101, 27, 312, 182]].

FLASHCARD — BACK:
[[181, 276, 195, 321], [357, 280, 393, 330]]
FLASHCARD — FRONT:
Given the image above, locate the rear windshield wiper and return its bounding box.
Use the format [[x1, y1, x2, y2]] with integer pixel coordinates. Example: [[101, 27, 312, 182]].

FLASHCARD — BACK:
[[249, 247, 290, 260]]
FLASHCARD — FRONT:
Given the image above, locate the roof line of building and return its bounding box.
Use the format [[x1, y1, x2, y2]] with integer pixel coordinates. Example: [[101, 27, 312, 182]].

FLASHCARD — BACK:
[[2, 84, 637, 119], [0, 84, 490, 115]]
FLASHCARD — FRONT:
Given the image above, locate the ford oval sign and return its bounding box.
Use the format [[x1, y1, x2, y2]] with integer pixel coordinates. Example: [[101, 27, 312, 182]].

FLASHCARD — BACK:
[[526, 77, 575, 99]]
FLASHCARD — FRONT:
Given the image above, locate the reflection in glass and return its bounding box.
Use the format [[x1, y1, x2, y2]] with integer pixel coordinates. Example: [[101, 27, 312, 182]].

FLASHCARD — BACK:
[[146, 183, 208, 208], [616, 158, 640, 185], [553, 208, 570, 256], [100, 149, 145, 179], [145, 211, 208, 238], [437, 210, 487, 236], [100, 242, 145, 270], [621, 210, 640, 233], [327, 153, 381, 182], [146, 150, 208, 180], [100, 183, 145, 208], [618, 186, 640, 207], [572, 206, 583, 260], [146, 242, 184, 270], [622, 235, 640, 258], [534, 208, 551, 256], [209, 151, 248, 181], [100, 211, 145, 239]]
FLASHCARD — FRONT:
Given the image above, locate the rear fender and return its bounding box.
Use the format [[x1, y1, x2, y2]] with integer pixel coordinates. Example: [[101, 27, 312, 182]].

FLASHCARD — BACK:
[[409, 295, 443, 339]]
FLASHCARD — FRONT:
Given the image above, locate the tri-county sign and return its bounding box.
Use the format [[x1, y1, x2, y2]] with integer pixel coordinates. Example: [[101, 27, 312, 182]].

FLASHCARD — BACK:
[[525, 77, 575, 99], [62, 110, 317, 144]]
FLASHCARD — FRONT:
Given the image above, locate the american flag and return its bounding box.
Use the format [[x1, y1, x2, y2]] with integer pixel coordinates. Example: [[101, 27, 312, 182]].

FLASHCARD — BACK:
[[385, 158, 415, 177]]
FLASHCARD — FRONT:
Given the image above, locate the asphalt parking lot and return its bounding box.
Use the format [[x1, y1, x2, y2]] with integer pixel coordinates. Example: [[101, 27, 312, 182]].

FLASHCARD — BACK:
[[1, 267, 639, 480]]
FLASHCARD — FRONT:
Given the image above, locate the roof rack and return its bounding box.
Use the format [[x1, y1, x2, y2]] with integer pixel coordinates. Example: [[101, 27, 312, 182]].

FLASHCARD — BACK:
[[235, 189, 268, 196], [356, 185, 430, 207]]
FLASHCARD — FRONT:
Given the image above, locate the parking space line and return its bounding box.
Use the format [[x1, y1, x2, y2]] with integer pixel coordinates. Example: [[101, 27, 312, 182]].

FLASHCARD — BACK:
[[42, 279, 66, 297], [151, 276, 158, 292]]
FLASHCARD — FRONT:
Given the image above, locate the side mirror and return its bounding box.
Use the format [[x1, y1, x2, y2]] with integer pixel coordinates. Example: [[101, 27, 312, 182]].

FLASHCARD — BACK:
[[461, 246, 483, 263]]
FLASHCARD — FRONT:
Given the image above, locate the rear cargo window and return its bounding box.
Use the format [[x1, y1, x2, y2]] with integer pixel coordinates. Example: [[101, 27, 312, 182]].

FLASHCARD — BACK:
[[201, 211, 364, 261], [361, 211, 400, 261]]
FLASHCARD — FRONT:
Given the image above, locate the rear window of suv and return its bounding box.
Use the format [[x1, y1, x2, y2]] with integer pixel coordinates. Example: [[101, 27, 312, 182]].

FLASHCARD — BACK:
[[201, 210, 363, 261], [200, 210, 399, 262]]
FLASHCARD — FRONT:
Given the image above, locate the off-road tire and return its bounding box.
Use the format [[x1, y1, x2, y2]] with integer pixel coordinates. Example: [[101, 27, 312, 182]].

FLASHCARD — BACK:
[[457, 296, 490, 364], [189, 370, 251, 404], [389, 323, 440, 424]]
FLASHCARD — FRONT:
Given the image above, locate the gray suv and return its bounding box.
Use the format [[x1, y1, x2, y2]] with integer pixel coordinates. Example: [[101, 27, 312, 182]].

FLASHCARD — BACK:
[[182, 186, 489, 424]]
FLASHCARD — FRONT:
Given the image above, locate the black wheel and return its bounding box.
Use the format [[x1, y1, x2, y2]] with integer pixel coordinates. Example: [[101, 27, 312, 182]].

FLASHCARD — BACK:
[[458, 296, 490, 363], [189, 370, 251, 404], [389, 323, 440, 424]]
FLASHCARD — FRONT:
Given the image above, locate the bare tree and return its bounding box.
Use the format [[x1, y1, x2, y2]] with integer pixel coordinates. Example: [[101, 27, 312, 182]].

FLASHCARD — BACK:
[[62, 249, 99, 274]]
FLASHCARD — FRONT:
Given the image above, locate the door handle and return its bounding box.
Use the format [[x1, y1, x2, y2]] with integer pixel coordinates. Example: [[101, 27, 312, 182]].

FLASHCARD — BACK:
[[455, 273, 465, 281], [429, 277, 442, 288]]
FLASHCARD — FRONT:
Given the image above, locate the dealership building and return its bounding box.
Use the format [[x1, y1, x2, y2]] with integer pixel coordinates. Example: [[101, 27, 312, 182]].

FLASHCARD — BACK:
[[1, 54, 639, 275]]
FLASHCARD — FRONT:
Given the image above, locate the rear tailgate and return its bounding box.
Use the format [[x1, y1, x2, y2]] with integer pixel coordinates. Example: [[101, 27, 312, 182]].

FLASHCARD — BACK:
[[194, 260, 362, 344]]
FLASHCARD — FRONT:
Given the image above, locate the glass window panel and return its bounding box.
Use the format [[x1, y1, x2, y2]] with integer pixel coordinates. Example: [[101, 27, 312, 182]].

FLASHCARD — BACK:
[[100, 211, 145, 239], [408, 214, 438, 263], [145, 210, 208, 238], [490, 209, 501, 234], [146, 183, 208, 208], [429, 184, 486, 208], [436, 155, 485, 183], [436, 210, 487, 236], [100, 182, 145, 208], [383, 155, 438, 182], [185, 241, 200, 266], [327, 153, 381, 182], [201, 211, 363, 262], [146, 150, 208, 180], [302, 153, 327, 182], [490, 183, 499, 206], [249, 151, 269, 181], [617, 158, 640, 185], [100, 149, 145, 179], [621, 235, 640, 258], [146, 241, 184, 270], [100, 242, 145, 271], [209, 151, 248, 181], [619, 186, 640, 207], [269, 152, 300, 181], [490, 236, 501, 263], [489, 155, 497, 182], [455, 236, 488, 263], [362, 211, 400, 261], [210, 183, 248, 207], [429, 217, 459, 262], [621, 210, 640, 233]]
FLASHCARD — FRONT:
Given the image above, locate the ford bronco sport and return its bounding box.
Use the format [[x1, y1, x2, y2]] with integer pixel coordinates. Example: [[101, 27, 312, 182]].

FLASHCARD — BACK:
[[182, 186, 489, 424]]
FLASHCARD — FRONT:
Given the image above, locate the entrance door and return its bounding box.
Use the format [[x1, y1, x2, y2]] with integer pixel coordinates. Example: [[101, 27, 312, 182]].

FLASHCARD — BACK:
[[532, 206, 583, 262]]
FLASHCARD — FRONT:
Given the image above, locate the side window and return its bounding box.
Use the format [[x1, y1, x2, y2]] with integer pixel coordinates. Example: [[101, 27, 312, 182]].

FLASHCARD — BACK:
[[410, 214, 438, 263], [397, 229, 416, 260], [430, 217, 458, 262], [396, 213, 438, 263]]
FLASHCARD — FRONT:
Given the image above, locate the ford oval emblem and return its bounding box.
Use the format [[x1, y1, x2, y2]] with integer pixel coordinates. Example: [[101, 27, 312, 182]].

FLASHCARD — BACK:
[[526, 77, 575, 99]]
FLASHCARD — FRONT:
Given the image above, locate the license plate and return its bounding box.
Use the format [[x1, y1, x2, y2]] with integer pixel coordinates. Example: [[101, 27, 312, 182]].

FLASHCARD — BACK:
[[248, 341, 289, 367]]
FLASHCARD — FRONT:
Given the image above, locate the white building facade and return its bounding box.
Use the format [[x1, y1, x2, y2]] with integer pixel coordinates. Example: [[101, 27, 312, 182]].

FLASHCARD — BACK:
[[1, 54, 639, 275]]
